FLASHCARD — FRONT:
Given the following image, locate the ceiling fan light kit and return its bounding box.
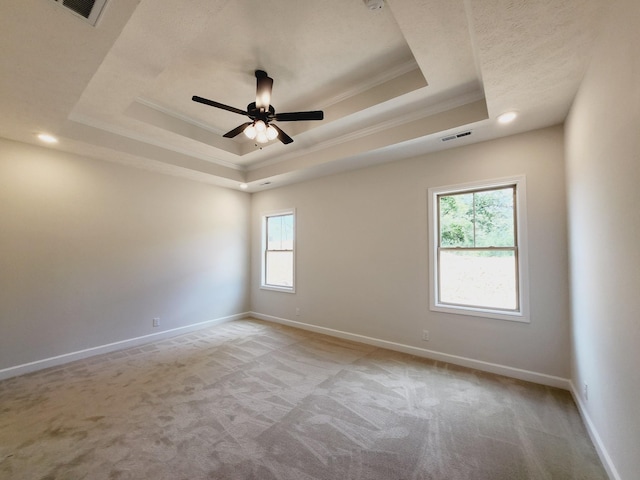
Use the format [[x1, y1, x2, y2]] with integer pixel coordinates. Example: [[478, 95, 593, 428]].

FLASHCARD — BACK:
[[192, 70, 324, 145], [246, 120, 278, 144]]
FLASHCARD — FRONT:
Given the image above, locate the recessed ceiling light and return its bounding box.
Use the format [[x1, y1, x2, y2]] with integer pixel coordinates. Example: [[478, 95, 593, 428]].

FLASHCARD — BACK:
[[37, 133, 58, 144], [239, 183, 248, 190], [497, 112, 517, 124]]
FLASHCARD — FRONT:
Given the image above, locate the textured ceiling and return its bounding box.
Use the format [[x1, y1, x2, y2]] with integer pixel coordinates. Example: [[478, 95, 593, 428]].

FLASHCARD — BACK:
[[470, 0, 609, 121], [0, 0, 611, 191]]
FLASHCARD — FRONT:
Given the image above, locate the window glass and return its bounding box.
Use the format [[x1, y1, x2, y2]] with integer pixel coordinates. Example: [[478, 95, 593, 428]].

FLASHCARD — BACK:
[[439, 250, 517, 310], [439, 187, 515, 248], [265, 251, 293, 287], [262, 211, 295, 291]]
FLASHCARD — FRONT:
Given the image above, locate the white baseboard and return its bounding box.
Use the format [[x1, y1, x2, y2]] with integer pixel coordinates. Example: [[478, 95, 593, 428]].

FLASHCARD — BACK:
[[250, 312, 571, 390], [0, 312, 249, 381], [569, 381, 620, 480]]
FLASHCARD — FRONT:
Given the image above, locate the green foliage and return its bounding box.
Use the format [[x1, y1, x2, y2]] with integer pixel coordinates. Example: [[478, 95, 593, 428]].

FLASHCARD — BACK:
[[439, 187, 515, 248]]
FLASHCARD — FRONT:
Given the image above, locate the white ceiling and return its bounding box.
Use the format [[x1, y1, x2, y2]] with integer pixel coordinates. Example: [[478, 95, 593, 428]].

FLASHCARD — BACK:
[[0, 0, 609, 191]]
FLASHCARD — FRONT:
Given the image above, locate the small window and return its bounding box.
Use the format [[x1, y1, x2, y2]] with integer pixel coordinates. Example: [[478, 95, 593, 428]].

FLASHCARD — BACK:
[[429, 177, 529, 321], [261, 210, 295, 292]]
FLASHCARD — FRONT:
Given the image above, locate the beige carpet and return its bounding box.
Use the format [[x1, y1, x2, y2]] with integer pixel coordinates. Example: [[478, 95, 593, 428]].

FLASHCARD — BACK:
[[0, 318, 607, 479]]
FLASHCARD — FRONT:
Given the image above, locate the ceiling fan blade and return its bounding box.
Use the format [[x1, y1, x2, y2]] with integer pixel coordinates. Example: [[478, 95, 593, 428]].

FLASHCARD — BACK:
[[192, 96, 248, 116], [255, 70, 273, 111], [275, 111, 324, 122], [223, 122, 253, 138], [270, 124, 294, 144]]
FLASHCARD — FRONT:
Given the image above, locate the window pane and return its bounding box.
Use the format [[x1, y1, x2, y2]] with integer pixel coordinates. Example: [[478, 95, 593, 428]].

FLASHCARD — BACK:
[[439, 193, 474, 247], [439, 250, 517, 310], [266, 216, 282, 250], [267, 214, 293, 250], [281, 214, 293, 249], [474, 188, 515, 247], [265, 251, 293, 287]]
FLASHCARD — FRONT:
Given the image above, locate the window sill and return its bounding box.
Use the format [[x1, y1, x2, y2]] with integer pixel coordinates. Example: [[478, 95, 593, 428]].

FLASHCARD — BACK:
[[430, 303, 529, 323], [260, 285, 296, 294]]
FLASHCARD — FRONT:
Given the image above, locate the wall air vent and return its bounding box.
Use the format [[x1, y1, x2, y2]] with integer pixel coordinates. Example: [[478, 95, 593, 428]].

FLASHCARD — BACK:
[[52, 0, 108, 26], [440, 130, 472, 142]]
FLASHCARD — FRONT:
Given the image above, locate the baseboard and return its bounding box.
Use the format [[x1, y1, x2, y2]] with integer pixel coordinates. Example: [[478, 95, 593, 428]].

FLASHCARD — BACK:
[[0, 312, 249, 381], [250, 312, 571, 390], [569, 381, 620, 480]]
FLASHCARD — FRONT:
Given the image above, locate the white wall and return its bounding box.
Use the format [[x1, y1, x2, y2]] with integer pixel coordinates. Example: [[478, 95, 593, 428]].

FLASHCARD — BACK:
[[0, 138, 250, 372], [251, 125, 571, 380], [565, 0, 640, 478]]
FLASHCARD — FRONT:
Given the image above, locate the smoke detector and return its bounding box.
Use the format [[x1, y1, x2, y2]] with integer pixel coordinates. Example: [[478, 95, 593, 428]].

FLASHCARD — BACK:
[[364, 0, 385, 11]]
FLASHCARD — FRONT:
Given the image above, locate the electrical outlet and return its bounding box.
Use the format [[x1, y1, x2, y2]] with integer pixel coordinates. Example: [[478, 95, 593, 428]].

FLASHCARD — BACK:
[[583, 383, 588, 400], [422, 329, 430, 341], [153, 317, 160, 328], [295, 308, 300, 316]]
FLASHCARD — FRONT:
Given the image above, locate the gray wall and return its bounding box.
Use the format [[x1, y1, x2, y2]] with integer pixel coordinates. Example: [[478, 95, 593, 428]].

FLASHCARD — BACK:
[[251, 125, 571, 380], [0, 138, 251, 371], [565, 0, 640, 478]]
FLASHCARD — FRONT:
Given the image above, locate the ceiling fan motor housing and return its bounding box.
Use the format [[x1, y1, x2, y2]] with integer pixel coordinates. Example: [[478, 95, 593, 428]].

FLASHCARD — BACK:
[[247, 103, 275, 121]]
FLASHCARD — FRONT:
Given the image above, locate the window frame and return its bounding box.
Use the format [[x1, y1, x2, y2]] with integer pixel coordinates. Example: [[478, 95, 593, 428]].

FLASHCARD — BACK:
[[260, 208, 296, 293], [428, 176, 529, 322]]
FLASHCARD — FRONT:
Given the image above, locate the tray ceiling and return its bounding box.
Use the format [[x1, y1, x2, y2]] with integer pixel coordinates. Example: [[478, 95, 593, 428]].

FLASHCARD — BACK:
[[0, 0, 609, 190]]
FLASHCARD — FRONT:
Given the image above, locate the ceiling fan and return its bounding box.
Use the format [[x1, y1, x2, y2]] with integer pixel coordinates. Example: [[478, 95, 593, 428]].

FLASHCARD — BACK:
[[192, 70, 324, 145]]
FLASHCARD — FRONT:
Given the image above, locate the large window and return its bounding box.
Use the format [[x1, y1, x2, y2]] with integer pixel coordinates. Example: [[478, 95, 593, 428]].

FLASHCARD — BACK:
[[429, 177, 529, 321], [261, 210, 295, 292]]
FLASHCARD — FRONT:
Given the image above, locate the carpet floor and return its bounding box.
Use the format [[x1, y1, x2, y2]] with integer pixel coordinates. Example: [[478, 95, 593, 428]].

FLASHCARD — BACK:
[[0, 318, 607, 479]]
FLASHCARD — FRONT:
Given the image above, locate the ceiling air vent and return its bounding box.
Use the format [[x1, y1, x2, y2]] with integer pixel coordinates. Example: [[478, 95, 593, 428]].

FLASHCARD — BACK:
[[52, 0, 108, 26], [441, 130, 472, 142]]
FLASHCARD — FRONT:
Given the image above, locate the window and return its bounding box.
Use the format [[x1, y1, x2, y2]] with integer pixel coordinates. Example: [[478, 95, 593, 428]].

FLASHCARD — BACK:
[[428, 177, 529, 321], [261, 210, 295, 292]]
